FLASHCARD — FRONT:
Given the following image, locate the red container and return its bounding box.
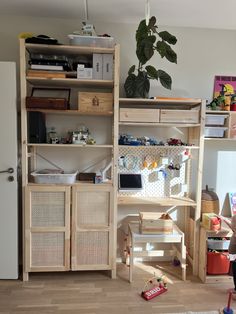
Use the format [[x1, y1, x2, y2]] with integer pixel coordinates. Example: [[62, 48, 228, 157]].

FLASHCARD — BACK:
[[230, 103, 236, 111], [207, 252, 230, 275]]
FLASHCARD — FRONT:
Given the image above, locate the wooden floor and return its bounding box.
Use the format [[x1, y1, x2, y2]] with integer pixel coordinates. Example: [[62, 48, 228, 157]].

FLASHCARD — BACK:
[[0, 262, 235, 314]]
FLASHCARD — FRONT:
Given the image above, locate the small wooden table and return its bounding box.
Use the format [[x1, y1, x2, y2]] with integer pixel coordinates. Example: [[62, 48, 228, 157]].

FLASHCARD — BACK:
[[127, 222, 186, 282]]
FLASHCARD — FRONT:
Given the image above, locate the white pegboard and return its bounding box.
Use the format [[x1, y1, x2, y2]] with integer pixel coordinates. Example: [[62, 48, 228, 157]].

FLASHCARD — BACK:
[[118, 146, 192, 198]]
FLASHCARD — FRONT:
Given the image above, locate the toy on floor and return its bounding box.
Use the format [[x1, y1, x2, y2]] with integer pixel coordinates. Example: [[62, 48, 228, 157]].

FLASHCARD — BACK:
[[223, 290, 233, 314], [141, 274, 167, 301]]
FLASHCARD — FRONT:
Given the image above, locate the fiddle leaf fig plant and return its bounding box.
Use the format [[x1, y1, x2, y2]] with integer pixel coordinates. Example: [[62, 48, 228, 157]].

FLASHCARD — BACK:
[[124, 16, 177, 98]]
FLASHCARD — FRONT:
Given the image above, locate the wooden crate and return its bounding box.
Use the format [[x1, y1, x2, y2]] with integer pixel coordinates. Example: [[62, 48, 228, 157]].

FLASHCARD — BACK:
[[78, 92, 113, 112], [119, 108, 159, 123], [139, 212, 173, 234], [160, 109, 199, 123]]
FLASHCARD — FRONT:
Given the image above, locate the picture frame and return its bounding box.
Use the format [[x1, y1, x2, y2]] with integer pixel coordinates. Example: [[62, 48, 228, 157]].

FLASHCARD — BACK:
[[228, 192, 236, 216]]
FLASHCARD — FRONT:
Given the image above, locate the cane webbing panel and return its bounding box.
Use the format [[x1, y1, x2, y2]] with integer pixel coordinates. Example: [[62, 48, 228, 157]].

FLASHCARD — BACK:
[[31, 232, 64, 267], [76, 231, 109, 265], [31, 192, 65, 227], [119, 146, 190, 197], [77, 192, 109, 226]]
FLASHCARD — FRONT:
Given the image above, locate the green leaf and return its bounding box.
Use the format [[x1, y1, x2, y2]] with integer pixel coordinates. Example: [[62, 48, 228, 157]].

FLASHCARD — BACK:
[[128, 65, 135, 75], [124, 74, 137, 98], [148, 16, 156, 29], [158, 31, 177, 45], [135, 71, 150, 98], [155, 41, 177, 63], [136, 19, 149, 43], [136, 36, 156, 65], [157, 70, 172, 90], [145, 65, 158, 79]]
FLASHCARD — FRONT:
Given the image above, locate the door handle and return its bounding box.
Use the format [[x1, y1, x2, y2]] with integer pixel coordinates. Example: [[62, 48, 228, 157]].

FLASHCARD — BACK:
[[0, 167, 14, 174]]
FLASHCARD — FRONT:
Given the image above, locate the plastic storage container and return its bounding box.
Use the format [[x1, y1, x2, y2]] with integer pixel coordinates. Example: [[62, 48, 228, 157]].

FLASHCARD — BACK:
[[68, 35, 114, 48], [205, 114, 228, 126], [204, 127, 227, 138], [31, 170, 77, 184], [207, 239, 230, 250], [207, 251, 230, 274]]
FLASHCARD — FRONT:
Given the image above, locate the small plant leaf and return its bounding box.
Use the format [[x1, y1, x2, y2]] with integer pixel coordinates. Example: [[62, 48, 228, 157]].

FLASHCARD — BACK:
[[135, 71, 150, 98], [136, 19, 149, 43], [128, 65, 135, 75], [157, 70, 172, 90], [124, 74, 136, 98], [145, 65, 158, 79], [158, 31, 177, 45], [148, 16, 156, 29], [155, 41, 177, 63]]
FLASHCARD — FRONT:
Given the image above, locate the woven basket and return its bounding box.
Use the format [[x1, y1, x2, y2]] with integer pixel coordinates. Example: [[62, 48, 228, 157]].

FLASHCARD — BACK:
[[201, 185, 219, 214]]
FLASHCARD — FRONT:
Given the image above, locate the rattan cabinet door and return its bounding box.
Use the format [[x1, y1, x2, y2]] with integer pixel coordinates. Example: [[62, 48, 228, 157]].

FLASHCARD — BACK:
[[71, 185, 114, 270], [25, 185, 71, 272]]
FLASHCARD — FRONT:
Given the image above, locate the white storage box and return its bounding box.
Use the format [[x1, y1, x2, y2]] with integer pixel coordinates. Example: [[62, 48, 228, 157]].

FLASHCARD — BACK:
[[205, 114, 228, 126], [68, 35, 114, 48], [207, 239, 230, 250], [204, 127, 227, 138], [31, 170, 77, 184]]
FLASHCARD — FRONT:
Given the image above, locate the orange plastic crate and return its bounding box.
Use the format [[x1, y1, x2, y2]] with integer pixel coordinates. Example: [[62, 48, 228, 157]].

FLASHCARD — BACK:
[[207, 252, 230, 275]]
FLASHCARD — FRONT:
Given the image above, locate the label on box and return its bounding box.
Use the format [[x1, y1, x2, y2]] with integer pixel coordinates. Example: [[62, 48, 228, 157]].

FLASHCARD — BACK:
[[102, 54, 113, 80], [93, 53, 103, 79]]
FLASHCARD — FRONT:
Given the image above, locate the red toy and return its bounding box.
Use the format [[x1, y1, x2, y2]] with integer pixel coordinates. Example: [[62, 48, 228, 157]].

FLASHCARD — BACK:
[[141, 275, 167, 301]]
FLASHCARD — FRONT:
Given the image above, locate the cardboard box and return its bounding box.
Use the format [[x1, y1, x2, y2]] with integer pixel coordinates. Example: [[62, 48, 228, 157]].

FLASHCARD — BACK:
[[139, 212, 173, 234], [78, 92, 113, 112], [202, 213, 221, 231]]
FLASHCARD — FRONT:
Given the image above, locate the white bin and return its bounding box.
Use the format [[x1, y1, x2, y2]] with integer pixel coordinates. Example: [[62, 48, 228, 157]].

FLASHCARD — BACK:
[[68, 35, 114, 48], [31, 171, 77, 184], [207, 239, 230, 250], [204, 127, 227, 138], [205, 114, 228, 126]]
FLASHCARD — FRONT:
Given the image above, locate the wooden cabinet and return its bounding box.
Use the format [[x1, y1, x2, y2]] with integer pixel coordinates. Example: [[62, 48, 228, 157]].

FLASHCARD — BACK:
[[117, 97, 205, 275], [199, 223, 233, 283], [71, 184, 114, 271], [25, 185, 71, 272], [20, 39, 120, 280]]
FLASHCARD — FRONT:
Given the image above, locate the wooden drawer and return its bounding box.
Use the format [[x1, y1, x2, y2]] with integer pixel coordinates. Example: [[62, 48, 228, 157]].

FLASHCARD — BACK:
[[78, 92, 113, 112], [160, 109, 199, 123], [119, 108, 159, 123]]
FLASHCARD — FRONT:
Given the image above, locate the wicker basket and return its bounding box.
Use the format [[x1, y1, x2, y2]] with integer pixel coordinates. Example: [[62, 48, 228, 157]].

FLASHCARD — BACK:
[[201, 185, 219, 214]]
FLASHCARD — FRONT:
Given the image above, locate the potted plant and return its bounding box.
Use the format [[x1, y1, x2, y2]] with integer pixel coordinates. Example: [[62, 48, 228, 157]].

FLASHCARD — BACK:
[[124, 16, 177, 98]]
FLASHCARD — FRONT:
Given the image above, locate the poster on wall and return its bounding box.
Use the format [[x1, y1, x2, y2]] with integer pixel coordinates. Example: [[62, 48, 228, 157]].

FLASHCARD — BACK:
[[213, 75, 236, 98], [229, 192, 236, 216]]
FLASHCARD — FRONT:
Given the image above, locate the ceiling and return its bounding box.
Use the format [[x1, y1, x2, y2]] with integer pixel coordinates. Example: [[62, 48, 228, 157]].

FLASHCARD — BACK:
[[1, 0, 236, 30]]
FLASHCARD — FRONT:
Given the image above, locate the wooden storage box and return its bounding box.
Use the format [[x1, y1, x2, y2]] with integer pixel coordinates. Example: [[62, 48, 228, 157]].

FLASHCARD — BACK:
[[119, 108, 159, 123], [139, 212, 173, 234], [160, 109, 199, 124], [78, 92, 113, 112], [202, 213, 221, 231]]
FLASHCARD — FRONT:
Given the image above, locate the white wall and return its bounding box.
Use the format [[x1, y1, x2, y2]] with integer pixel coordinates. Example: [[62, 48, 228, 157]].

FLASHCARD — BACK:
[[1, 14, 235, 211]]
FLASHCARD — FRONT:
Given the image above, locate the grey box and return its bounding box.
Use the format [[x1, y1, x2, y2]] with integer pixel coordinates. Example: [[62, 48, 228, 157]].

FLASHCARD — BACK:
[[102, 54, 113, 80], [92, 53, 103, 79]]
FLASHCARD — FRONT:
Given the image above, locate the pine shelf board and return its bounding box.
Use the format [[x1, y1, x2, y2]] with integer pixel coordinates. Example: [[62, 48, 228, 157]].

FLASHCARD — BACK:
[[26, 77, 114, 88], [27, 143, 113, 148], [25, 43, 115, 55], [118, 145, 199, 149], [26, 109, 113, 116], [118, 196, 197, 206], [119, 121, 201, 127], [119, 97, 202, 107]]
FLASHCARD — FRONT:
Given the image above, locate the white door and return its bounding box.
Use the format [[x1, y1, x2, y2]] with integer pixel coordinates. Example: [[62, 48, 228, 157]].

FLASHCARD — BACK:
[[0, 62, 18, 279]]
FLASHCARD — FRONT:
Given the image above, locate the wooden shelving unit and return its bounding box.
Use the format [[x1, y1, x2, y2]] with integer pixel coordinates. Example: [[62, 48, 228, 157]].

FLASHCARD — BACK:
[[20, 39, 120, 281], [117, 97, 205, 276]]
